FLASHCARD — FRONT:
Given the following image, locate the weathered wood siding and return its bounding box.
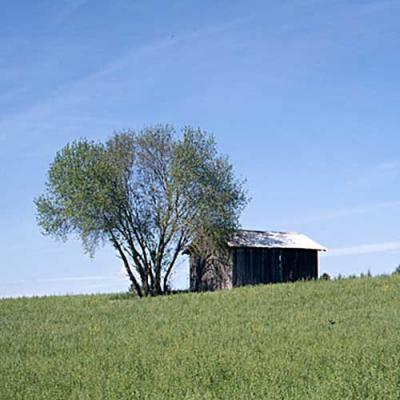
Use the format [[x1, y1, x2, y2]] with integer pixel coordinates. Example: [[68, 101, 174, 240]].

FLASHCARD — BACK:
[[189, 253, 233, 292], [189, 247, 319, 291], [232, 248, 318, 287]]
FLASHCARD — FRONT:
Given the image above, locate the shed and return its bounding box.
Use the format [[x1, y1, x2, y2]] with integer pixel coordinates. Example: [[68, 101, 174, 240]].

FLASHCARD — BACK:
[[188, 229, 327, 291]]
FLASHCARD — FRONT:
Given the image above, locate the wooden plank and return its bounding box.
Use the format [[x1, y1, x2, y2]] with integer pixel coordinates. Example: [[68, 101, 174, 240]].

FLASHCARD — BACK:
[[231, 247, 319, 288], [232, 248, 237, 286]]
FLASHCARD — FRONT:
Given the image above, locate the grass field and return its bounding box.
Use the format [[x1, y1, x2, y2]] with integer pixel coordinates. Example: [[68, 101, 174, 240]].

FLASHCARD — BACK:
[[1, 275, 400, 399]]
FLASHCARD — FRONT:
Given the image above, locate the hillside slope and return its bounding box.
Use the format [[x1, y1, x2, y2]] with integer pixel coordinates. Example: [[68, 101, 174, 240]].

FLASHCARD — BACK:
[[1, 275, 400, 399]]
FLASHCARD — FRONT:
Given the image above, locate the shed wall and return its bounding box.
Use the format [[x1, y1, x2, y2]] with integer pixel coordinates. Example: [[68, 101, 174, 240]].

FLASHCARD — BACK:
[[189, 247, 319, 291], [232, 248, 318, 286], [189, 253, 233, 292]]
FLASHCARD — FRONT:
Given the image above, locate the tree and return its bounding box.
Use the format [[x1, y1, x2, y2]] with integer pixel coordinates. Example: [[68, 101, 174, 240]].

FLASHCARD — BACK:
[[35, 125, 248, 296]]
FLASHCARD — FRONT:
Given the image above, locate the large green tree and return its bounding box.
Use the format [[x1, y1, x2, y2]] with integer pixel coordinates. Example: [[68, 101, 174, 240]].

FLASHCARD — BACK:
[[35, 126, 248, 296]]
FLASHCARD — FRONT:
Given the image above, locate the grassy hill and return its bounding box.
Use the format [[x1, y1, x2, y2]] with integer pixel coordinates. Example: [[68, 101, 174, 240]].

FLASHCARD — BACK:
[[1, 275, 400, 399]]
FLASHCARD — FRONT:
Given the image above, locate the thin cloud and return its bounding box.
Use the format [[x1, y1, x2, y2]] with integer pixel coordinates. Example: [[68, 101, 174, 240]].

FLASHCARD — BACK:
[[1, 275, 125, 286], [277, 200, 400, 226], [377, 160, 400, 171], [325, 240, 400, 257], [348, 160, 400, 186], [0, 13, 254, 133]]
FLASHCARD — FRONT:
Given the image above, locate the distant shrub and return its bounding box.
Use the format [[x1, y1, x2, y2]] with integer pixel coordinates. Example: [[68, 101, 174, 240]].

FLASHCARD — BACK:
[[320, 273, 331, 281], [360, 270, 372, 278], [393, 265, 400, 275]]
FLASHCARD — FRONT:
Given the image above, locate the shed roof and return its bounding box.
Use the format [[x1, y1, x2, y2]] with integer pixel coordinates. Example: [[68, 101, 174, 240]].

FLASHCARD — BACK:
[[227, 230, 327, 251]]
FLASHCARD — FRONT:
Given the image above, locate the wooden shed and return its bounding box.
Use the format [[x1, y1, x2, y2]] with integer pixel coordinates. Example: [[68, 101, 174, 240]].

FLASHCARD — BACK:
[[188, 229, 327, 291]]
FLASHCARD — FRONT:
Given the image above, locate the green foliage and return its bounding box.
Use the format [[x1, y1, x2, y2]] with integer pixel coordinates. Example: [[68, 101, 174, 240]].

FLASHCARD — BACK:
[[320, 272, 331, 280], [393, 264, 400, 274], [2, 275, 400, 399], [35, 140, 121, 253], [35, 126, 248, 295]]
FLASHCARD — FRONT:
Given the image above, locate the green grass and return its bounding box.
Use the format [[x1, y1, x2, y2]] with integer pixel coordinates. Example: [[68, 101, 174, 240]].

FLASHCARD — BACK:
[[1, 275, 400, 399]]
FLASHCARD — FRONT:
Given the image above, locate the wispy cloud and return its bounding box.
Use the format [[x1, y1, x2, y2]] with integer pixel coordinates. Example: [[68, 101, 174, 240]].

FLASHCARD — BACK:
[[325, 240, 400, 257], [277, 200, 400, 226], [284, 161, 400, 225], [1, 275, 125, 286], [347, 160, 400, 186], [377, 160, 400, 171], [94, 14, 255, 80], [0, 13, 254, 129]]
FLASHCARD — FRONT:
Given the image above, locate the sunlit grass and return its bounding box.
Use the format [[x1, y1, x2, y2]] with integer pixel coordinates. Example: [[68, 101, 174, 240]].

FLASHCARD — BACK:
[[1, 275, 400, 399]]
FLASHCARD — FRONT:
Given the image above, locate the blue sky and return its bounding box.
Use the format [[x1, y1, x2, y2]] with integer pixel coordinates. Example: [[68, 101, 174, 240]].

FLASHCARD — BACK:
[[1, 0, 400, 298]]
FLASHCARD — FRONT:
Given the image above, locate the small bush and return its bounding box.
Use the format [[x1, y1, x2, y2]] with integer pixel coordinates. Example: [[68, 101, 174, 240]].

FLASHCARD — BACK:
[[320, 272, 331, 281]]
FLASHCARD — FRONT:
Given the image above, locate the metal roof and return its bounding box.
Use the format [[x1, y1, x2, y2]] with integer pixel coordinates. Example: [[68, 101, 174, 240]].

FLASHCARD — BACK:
[[227, 230, 327, 251]]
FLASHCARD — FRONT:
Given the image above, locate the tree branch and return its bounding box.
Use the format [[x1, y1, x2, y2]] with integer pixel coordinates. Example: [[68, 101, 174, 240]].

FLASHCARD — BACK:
[[109, 230, 142, 297], [163, 233, 186, 292]]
